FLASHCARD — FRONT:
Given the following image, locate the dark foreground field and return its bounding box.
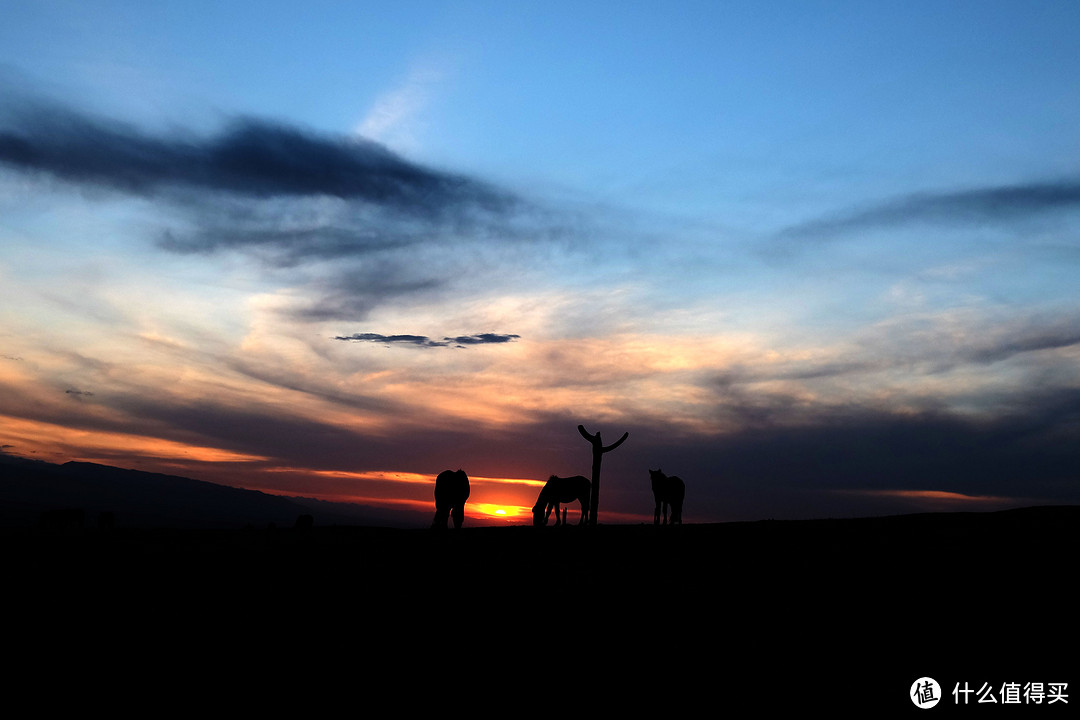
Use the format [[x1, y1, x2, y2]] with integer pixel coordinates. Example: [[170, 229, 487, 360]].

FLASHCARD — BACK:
[[6, 506, 1076, 714]]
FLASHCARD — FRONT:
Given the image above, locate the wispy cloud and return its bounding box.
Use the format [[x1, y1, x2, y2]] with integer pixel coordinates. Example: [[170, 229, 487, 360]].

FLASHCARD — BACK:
[[781, 179, 1080, 238], [356, 64, 445, 155], [713, 311, 1080, 390], [334, 332, 521, 348]]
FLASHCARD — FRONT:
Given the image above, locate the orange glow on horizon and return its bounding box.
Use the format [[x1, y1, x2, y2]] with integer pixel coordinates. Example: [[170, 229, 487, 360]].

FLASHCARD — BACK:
[[865, 489, 1008, 503], [281, 469, 548, 488], [839, 488, 1018, 511], [243, 471, 544, 523], [470, 503, 530, 521], [0, 414, 269, 465]]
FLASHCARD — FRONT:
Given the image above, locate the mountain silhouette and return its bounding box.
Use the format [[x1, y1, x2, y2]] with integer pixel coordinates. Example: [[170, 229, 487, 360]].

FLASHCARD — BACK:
[[0, 453, 408, 529]]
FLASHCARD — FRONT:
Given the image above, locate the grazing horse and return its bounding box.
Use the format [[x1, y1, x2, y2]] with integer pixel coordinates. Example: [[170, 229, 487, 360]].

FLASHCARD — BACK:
[[432, 469, 470, 529], [649, 468, 685, 525], [532, 475, 591, 527]]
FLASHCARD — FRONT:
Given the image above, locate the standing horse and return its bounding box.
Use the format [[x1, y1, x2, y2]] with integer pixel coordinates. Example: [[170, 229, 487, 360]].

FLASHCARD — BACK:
[[432, 469, 470, 529], [649, 468, 685, 525], [532, 475, 591, 527]]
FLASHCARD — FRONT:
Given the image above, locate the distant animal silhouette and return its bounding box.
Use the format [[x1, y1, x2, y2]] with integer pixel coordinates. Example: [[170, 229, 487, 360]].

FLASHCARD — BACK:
[[532, 475, 591, 527], [649, 469, 685, 525], [432, 469, 470, 529]]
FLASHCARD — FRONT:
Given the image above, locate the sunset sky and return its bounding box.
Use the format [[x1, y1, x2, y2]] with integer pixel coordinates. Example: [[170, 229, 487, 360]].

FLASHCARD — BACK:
[[3, 1, 1080, 527]]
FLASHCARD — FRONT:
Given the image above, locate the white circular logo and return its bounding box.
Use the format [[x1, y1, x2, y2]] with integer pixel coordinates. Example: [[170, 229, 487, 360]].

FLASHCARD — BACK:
[[911, 677, 941, 709]]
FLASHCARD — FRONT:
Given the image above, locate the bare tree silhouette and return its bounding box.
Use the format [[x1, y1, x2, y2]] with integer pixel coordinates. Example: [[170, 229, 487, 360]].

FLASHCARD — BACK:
[[648, 468, 685, 525], [431, 469, 470, 529], [577, 424, 629, 526]]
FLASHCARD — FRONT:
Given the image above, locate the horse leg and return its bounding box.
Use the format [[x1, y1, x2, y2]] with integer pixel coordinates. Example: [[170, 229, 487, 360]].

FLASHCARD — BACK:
[[451, 504, 465, 529], [654, 499, 661, 525], [432, 504, 449, 529]]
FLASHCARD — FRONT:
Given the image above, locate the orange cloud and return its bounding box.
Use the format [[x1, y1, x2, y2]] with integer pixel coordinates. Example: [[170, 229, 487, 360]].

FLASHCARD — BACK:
[[838, 488, 1018, 513], [0, 414, 268, 465]]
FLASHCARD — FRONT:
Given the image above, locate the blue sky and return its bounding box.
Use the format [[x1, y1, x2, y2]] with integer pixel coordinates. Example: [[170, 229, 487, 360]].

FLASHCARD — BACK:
[[3, 1, 1080, 525]]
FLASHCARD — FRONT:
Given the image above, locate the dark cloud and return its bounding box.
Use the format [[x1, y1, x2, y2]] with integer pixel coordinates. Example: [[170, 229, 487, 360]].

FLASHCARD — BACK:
[[334, 332, 520, 348], [158, 221, 417, 265], [292, 261, 445, 321], [781, 179, 1080, 238], [606, 389, 1080, 522], [962, 323, 1080, 365], [0, 102, 513, 214], [446, 333, 521, 345], [0, 96, 579, 321]]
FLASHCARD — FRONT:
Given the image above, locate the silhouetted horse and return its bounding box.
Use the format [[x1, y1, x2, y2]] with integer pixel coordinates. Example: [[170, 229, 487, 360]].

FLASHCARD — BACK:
[[532, 475, 591, 527], [649, 468, 684, 525], [432, 469, 470, 529]]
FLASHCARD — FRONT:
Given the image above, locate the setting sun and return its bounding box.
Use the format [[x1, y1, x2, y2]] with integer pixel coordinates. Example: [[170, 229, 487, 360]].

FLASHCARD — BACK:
[[471, 503, 529, 522]]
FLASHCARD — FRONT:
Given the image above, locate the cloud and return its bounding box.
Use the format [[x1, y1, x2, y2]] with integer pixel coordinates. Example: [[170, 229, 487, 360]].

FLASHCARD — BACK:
[[293, 266, 445, 321], [0, 95, 574, 320], [447, 333, 522, 345], [334, 332, 521, 348], [0, 102, 513, 215], [713, 312, 1080, 389], [356, 65, 445, 155], [781, 179, 1080, 238], [604, 381, 1080, 520]]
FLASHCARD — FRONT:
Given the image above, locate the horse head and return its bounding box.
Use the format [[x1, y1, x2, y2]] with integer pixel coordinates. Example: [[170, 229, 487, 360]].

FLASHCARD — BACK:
[[532, 476, 559, 526]]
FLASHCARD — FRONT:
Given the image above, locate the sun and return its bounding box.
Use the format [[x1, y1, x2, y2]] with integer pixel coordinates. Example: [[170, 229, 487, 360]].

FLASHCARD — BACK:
[[472, 503, 527, 521]]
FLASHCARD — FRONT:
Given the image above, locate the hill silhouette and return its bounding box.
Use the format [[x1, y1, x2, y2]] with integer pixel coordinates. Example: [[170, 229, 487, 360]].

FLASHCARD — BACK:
[[0, 453, 413, 529]]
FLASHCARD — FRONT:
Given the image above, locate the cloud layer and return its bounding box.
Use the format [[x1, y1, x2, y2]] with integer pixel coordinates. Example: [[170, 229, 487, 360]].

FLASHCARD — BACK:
[[0, 103, 512, 213], [780, 179, 1080, 239], [0, 97, 572, 323]]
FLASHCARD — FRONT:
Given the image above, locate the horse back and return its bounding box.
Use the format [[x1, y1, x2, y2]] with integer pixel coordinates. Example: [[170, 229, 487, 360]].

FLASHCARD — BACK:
[[652, 472, 685, 503], [669, 475, 685, 502], [545, 474, 590, 503], [435, 469, 470, 503]]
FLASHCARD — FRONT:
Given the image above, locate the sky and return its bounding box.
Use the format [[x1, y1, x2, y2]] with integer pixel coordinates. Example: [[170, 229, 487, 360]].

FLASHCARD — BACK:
[[2, 0, 1080, 527]]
